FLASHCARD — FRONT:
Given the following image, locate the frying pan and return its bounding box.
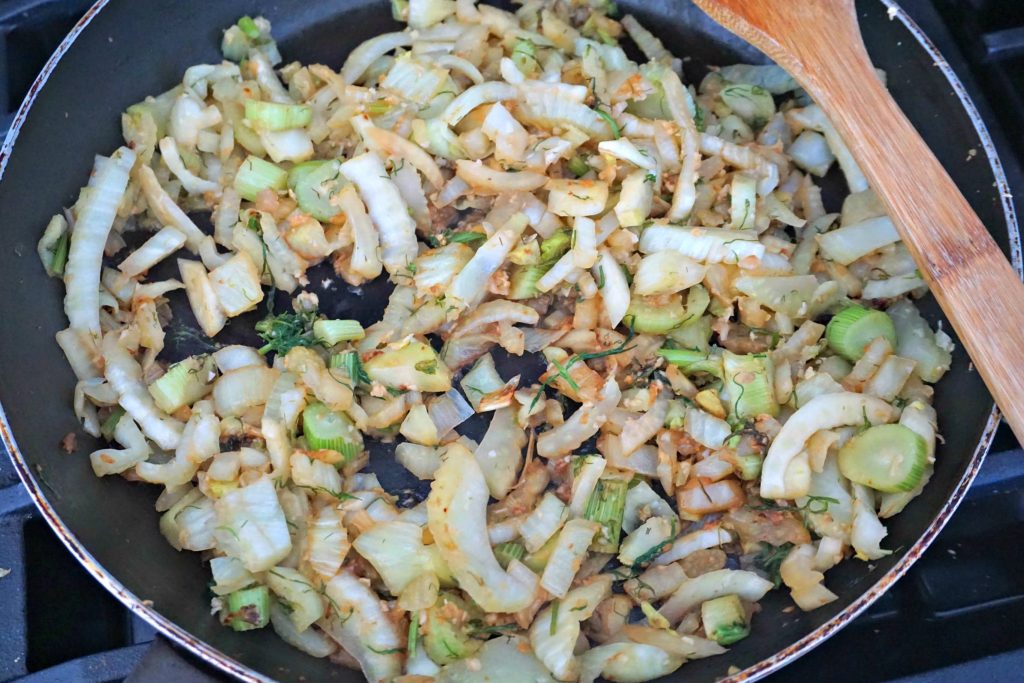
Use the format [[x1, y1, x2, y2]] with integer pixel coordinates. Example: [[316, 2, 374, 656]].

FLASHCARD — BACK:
[[0, 0, 1017, 681]]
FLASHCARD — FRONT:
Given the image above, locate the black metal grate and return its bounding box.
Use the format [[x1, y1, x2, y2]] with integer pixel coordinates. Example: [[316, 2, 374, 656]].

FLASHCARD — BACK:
[[934, 0, 1024, 162], [1, 0, 1023, 682]]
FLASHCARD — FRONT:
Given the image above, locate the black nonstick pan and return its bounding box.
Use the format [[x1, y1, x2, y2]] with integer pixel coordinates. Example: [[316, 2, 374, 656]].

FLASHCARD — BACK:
[[0, 1, 1017, 681]]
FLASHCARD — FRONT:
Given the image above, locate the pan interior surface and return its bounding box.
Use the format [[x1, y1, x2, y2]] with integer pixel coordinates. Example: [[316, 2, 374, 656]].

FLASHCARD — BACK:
[[0, 1, 1012, 681]]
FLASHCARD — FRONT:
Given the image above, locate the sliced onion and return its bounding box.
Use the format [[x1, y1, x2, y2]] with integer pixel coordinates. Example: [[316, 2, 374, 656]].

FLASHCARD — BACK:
[[530, 576, 613, 681], [780, 543, 839, 611], [137, 164, 206, 251], [158, 137, 219, 195], [341, 32, 412, 84], [455, 160, 547, 194], [474, 407, 526, 499], [537, 377, 621, 459], [361, 120, 444, 189], [64, 147, 135, 335], [442, 81, 517, 126], [523, 327, 569, 353], [89, 414, 151, 476], [448, 213, 529, 309], [118, 226, 187, 277], [320, 572, 403, 681], [658, 569, 773, 625], [452, 300, 540, 338], [340, 151, 418, 275], [103, 330, 183, 450], [430, 54, 485, 84], [427, 443, 538, 612], [655, 527, 734, 566], [428, 388, 474, 437], [761, 392, 895, 499]]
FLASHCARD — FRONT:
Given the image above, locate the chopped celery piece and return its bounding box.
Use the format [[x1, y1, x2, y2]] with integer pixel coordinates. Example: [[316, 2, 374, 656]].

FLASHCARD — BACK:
[[700, 594, 749, 645], [244, 99, 312, 131], [658, 348, 722, 378], [100, 406, 126, 441], [584, 477, 628, 553], [225, 585, 270, 631], [313, 319, 365, 345], [722, 351, 778, 419], [625, 294, 688, 334], [837, 423, 927, 493], [509, 229, 572, 300], [664, 399, 686, 430], [287, 159, 346, 222], [50, 231, 70, 277], [234, 155, 287, 201], [683, 284, 711, 319], [148, 355, 215, 414], [221, 25, 251, 62], [224, 102, 265, 155], [734, 452, 763, 481], [363, 341, 452, 393], [494, 541, 526, 570], [237, 15, 261, 40], [523, 533, 559, 573], [424, 591, 483, 665], [302, 402, 363, 460], [408, 617, 419, 658], [512, 38, 540, 78], [331, 350, 370, 385], [539, 229, 573, 261], [826, 305, 897, 362], [446, 231, 486, 246], [568, 155, 590, 178], [508, 266, 545, 300]]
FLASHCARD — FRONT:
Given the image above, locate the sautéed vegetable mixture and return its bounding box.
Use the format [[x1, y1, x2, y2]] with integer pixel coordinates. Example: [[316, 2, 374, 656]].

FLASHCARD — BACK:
[[39, 0, 954, 681]]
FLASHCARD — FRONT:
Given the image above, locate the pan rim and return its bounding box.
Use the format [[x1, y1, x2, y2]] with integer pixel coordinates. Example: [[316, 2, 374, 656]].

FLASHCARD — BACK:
[[0, 1, 1016, 682]]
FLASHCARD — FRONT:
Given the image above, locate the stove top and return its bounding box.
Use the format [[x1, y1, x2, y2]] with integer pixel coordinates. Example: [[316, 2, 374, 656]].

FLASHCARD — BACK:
[[1, 1, 1023, 682]]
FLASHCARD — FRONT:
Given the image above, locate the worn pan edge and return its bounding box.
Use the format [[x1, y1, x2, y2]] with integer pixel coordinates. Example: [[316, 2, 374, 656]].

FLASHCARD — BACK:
[[0, 1, 1016, 682]]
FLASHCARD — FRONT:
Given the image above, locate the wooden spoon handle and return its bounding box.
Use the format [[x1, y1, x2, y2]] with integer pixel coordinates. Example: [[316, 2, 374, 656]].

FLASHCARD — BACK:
[[695, 0, 1024, 443]]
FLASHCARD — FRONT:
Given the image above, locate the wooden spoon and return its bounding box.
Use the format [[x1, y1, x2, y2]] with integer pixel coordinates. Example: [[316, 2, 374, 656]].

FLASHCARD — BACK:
[[693, 0, 1024, 443]]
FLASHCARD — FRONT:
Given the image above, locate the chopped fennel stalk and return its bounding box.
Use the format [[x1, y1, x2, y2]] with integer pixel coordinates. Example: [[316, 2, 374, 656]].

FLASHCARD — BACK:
[[100, 406, 125, 441], [50, 231, 70, 277], [234, 155, 287, 201], [331, 351, 371, 385], [244, 99, 312, 131], [837, 423, 927, 493], [722, 351, 778, 419], [302, 402, 363, 460], [148, 355, 215, 414], [584, 477, 627, 553], [224, 585, 270, 631], [494, 541, 526, 569], [313, 319, 365, 344], [826, 306, 898, 362], [701, 594, 750, 645]]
